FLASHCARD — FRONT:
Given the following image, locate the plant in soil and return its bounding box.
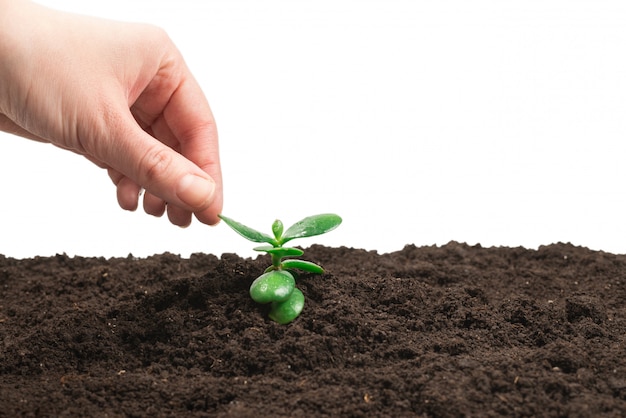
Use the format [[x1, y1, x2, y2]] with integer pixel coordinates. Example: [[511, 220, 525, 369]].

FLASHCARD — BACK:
[[218, 213, 342, 324]]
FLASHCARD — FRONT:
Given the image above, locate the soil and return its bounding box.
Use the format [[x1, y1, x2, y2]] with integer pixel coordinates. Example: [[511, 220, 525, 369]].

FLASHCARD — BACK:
[[1, 242, 625, 417]]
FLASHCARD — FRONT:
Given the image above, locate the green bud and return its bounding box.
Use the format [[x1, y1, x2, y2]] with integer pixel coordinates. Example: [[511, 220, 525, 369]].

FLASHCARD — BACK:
[[272, 219, 284, 240]]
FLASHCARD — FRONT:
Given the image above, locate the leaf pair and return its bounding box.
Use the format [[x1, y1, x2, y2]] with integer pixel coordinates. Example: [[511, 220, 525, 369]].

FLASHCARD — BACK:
[[218, 214, 342, 247]]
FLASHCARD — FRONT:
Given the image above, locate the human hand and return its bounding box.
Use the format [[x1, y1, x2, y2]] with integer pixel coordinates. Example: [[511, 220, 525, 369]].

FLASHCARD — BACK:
[[0, 1, 223, 227]]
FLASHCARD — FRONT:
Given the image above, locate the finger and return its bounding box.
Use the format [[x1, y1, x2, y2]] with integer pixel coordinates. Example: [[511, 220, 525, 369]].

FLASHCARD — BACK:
[[161, 76, 223, 225], [116, 176, 141, 211], [147, 105, 222, 225], [98, 113, 217, 214], [131, 107, 180, 152], [167, 204, 192, 228], [143, 191, 166, 217], [107, 168, 141, 211]]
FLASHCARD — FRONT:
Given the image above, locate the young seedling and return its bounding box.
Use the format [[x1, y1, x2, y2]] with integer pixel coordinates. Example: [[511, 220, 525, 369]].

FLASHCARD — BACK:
[[218, 213, 342, 324]]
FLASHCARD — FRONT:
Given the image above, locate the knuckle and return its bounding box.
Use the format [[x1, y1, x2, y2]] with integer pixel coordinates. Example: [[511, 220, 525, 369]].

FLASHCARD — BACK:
[[139, 145, 174, 188]]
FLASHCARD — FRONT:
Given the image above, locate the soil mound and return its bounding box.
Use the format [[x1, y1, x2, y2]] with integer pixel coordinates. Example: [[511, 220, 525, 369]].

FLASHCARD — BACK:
[[1, 243, 625, 417]]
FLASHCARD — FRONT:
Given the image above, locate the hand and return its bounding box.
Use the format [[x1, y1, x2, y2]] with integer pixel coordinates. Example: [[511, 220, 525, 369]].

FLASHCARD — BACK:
[[0, 1, 223, 227]]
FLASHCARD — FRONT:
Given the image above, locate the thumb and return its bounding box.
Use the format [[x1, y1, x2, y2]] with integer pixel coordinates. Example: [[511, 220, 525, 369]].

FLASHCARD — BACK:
[[107, 124, 217, 213]]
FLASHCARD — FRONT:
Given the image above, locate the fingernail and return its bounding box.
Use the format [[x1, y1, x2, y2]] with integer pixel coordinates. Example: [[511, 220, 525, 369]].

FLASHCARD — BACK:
[[176, 174, 215, 209]]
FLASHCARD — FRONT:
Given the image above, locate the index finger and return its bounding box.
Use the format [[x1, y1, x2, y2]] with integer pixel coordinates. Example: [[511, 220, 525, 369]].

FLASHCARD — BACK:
[[162, 73, 223, 225]]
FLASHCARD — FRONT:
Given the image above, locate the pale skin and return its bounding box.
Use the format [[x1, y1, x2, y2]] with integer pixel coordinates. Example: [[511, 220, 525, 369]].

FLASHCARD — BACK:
[[0, 0, 223, 227]]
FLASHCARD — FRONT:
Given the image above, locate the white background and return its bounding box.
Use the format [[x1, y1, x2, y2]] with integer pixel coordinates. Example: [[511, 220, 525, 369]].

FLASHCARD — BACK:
[[2, 0, 626, 259]]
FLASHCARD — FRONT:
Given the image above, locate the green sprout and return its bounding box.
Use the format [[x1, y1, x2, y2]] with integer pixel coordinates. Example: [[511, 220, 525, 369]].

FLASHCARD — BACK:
[[218, 213, 342, 324]]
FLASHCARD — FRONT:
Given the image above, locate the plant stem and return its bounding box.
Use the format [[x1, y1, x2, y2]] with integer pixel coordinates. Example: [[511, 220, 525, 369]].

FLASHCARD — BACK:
[[271, 253, 282, 269]]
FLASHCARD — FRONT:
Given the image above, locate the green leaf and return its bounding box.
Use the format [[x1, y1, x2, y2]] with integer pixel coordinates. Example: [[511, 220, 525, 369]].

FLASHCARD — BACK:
[[253, 246, 304, 258], [281, 259, 325, 274], [218, 214, 276, 245], [249, 270, 295, 304], [269, 287, 305, 324], [281, 214, 342, 244], [271, 219, 284, 240]]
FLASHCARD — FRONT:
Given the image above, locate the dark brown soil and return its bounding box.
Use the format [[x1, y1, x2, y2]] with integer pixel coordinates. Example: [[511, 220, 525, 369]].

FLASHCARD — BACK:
[[1, 242, 625, 417]]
